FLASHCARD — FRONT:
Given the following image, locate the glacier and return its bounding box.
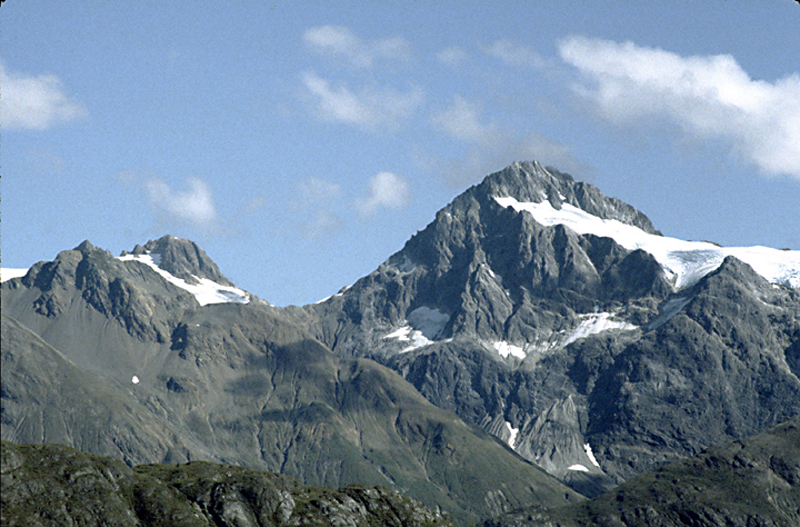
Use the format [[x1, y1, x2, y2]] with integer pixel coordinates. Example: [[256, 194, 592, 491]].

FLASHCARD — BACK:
[[495, 196, 800, 289]]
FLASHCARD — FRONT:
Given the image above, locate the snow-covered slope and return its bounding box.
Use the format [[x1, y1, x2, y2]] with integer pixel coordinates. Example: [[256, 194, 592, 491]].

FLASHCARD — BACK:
[[1, 268, 29, 283], [495, 196, 800, 289], [117, 252, 250, 306]]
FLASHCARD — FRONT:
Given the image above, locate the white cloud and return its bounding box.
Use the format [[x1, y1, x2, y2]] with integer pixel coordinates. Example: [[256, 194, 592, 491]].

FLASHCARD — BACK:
[[431, 95, 498, 143], [302, 72, 424, 129], [437, 46, 470, 67], [0, 61, 88, 130], [484, 40, 545, 68], [357, 172, 410, 215], [145, 177, 218, 227], [303, 25, 411, 68], [559, 36, 800, 180]]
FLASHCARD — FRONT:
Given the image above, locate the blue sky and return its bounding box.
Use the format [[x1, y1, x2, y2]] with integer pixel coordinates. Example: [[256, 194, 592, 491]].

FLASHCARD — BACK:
[[2, 1, 799, 306]]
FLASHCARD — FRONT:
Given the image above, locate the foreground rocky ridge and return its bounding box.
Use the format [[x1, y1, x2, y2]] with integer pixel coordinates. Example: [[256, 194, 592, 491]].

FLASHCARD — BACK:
[[1, 441, 455, 527], [483, 417, 800, 527]]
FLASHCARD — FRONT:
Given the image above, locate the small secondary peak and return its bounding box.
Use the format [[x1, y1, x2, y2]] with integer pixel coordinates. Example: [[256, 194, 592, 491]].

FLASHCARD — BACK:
[[120, 235, 233, 287]]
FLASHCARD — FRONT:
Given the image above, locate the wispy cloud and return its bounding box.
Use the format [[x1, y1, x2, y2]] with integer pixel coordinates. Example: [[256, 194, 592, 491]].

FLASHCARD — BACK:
[[357, 172, 410, 215], [302, 72, 424, 130], [559, 36, 800, 180], [483, 40, 545, 68], [145, 177, 218, 227], [303, 25, 412, 68], [0, 61, 88, 130], [292, 177, 343, 240], [437, 46, 470, 68], [429, 95, 580, 184], [297, 177, 342, 205], [431, 95, 498, 143]]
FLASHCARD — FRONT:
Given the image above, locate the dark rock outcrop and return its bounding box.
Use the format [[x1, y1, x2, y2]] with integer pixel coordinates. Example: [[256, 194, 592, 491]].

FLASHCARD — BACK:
[[1, 441, 456, 527]]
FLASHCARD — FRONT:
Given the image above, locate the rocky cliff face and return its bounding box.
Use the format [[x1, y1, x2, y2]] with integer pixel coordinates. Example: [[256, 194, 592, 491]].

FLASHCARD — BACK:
[[297, 160, 800, 493], [121, 235, 235, 287]]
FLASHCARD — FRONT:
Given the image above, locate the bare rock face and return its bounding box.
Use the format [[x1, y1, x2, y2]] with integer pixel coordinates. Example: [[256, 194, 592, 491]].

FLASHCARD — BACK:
[[123, 235, 235, 286], [298, 161, 800, 494]]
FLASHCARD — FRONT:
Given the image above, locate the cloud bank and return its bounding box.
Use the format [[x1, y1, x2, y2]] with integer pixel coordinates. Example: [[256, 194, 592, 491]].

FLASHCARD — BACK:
[[294, 177, 343, 240], [437, 46, 469, 68], [559, 36, 800, 180], [0, 61, 88, 130], [432, 95, 499, 144]]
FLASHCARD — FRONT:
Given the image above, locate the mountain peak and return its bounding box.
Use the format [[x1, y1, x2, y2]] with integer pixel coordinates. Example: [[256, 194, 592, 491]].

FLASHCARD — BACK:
[[474, 161, 661, 235], [120, 235, 233, 287]]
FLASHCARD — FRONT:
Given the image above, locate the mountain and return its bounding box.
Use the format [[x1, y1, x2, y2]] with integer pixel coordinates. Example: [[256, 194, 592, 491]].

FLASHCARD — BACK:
[[1, 235, 580, 525], [294, 160, 800, 493], [483, 416, 800, 527], [3, 160, 800, 524], [1, 440, 456, 527]]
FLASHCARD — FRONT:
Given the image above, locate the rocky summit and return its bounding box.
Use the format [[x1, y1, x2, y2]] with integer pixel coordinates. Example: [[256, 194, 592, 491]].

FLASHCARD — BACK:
[[3, 161, 800, 526]]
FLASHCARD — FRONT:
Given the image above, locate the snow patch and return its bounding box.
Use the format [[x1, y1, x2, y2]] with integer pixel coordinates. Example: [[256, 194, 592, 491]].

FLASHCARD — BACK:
[[584, 443, 600, 468], [314, 285, 351, 304], [1, 268, 28, 282], [131, 375, 140, 384], [383, 325, 434, 353], [564, 312, 637, 345], [383, 307, 449, 352], [493, 341, 527, 359], [407, 307, 449, 339], [495, 196, 800, 289], [117, 252, 250, 306], [505, 421, 519, 448], [567, 464, 589, 472]]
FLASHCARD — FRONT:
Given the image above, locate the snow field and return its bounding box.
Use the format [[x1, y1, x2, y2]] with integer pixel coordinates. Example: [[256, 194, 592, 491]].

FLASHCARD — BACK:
[[495, 196, 800, 289], [117, 252, 250, 306], [1, 268, 29, 282]]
